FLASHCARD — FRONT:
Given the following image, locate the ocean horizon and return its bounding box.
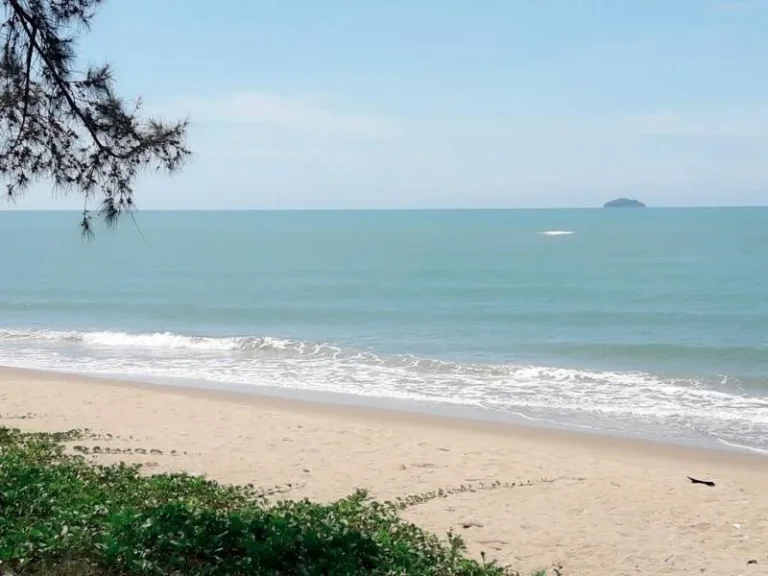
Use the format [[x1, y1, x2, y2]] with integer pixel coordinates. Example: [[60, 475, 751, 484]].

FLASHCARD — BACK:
[[2, 208, 767, 453], [6, 205, 768, 212]]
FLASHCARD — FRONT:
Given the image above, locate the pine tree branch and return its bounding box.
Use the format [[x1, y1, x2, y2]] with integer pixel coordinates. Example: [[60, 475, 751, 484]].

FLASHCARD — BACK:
[[7, 0, 110, 155], [1, 0, 191, 234], [10, 15, 35, 149]]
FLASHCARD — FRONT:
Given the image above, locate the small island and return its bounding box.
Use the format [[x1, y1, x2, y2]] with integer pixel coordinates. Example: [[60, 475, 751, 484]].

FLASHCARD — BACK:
[[603, 197, 647, 208]]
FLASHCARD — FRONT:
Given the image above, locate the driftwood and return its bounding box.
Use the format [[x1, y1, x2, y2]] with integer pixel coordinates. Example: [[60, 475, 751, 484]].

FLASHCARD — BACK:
[[687, 476, 716, 487]]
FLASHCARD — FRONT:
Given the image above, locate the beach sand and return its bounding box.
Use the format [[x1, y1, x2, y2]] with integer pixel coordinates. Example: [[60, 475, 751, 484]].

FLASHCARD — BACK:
[[1, 367, 767, 575]]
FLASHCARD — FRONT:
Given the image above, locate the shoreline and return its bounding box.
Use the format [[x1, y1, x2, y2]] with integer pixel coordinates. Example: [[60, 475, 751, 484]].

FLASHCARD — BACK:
[[4, 323, 767, 457], [3, 364, 767, 464], [3, 365, 768, 574], [2, 363, 767, 459]]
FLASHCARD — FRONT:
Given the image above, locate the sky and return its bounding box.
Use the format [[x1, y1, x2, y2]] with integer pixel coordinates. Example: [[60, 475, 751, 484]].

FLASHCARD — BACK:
[[10, 0, 768, 209]]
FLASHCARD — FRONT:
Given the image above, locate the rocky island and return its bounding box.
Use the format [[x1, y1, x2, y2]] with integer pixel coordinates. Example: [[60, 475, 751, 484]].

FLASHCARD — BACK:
[[603, 197, 647, 208]]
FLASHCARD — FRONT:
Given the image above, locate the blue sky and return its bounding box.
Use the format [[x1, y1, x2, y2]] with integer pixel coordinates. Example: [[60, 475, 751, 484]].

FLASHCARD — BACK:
[[13, 0, 768, 209]]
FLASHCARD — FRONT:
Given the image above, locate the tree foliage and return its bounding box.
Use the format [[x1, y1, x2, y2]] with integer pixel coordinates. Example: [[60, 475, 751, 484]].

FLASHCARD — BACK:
[[0, 0, 190, 236]]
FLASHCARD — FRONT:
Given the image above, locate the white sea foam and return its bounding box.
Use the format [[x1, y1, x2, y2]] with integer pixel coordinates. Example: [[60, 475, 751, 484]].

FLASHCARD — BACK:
[[539, 230, 574, 236], [0, 329, 296, 352], [716, 438, 768, 455], [2, 328, 767, 452]]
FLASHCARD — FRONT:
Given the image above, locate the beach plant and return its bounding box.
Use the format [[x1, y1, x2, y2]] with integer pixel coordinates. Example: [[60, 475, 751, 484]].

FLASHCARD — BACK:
[[0, 427, 558, 575]]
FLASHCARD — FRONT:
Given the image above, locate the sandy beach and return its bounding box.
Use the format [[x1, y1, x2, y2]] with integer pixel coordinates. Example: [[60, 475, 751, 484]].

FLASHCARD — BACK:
[[1, 366, 767, 575]]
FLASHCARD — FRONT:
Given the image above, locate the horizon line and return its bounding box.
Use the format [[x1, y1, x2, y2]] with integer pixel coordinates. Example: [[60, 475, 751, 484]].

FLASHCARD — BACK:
[[2, 205, 768, 213]]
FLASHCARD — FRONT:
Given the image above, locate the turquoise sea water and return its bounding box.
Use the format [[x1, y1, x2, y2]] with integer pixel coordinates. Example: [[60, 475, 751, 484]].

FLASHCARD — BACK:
[[1, 209, 767, 452]]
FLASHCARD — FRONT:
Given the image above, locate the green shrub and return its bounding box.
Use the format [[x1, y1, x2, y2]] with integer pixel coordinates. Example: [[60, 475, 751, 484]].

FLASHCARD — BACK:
[[0, 427, 552, 575]]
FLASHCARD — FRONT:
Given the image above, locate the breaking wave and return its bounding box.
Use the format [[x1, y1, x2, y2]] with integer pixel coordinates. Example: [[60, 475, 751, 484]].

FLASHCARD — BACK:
[[2, 328, 767, 452]]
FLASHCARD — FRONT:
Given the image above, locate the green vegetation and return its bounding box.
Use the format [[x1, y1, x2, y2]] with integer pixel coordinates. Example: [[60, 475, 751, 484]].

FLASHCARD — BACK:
[[0, 427, 559, 576]]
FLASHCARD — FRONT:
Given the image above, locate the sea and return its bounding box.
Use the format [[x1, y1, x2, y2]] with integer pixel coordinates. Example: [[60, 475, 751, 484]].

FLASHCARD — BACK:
[[1, 209, 767, 453]]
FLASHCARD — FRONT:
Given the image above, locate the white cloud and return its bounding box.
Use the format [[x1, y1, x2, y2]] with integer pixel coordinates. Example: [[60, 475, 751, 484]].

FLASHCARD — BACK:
[[163, 91, 399, 139], [621, 108, 768, 137]]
